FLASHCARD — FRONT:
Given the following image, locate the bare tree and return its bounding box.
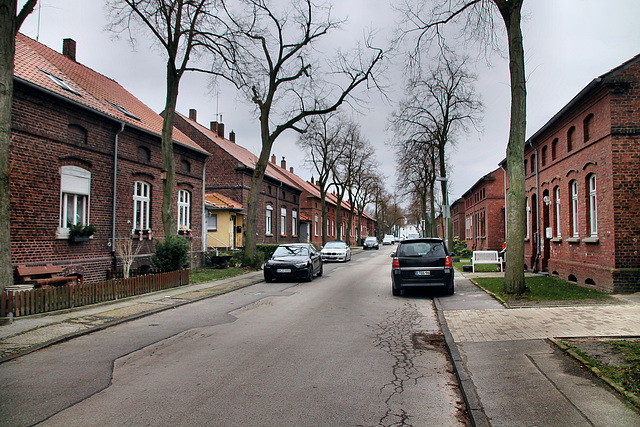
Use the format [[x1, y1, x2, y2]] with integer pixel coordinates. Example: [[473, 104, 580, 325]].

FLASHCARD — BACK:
[[297, 113, 348, 245], [0, 0, 38, 294], [398, 0, 527, 293], [114, 235, 143, 279], [392, 50, 481, 249], [220, 0, 384, 262], [108, 0, 234, 238]]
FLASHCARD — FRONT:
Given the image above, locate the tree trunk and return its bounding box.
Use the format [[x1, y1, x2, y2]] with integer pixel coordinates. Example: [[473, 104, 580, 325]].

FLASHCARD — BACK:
[[161, 67, 179, 238], [498, 0, 527, 294], [0, 4, 17, 294]]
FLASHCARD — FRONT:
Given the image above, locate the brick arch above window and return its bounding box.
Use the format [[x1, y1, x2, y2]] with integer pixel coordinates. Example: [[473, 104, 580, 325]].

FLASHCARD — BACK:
[[177, 182, 195, 190], [59, 156, 92, 169], [132, 171, 155, 181]]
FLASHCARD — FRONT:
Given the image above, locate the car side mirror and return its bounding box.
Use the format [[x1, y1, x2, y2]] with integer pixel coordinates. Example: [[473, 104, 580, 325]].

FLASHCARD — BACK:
[[390, 252, 396, 258]]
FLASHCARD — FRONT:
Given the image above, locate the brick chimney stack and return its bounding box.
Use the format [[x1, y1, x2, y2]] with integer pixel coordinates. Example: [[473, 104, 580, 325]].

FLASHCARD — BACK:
[[281, 157, 286, 170], [229, 130, 236, 143], [189, 109, 197, 121], [210, 121, 218, 132], [217, 122, 225, 138], [290, 167, 294, 173], [271, 154, 276, 163], [63, 38, 76, 62]]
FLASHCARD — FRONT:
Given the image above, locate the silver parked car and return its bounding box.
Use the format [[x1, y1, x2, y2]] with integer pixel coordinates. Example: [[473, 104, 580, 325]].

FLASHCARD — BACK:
[[321, 240, 352, 262]]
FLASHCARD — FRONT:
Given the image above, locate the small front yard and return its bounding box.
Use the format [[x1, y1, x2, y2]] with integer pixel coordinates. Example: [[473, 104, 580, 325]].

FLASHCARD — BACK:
[[472, 276, 612, 306], [557, 338, 640, 406], [189, 267, 251, 285]]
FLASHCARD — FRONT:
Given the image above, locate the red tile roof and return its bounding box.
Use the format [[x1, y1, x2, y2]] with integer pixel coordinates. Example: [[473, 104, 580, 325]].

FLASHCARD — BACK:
[[14, 33, 208, 155], [204, 192, 243, 210]]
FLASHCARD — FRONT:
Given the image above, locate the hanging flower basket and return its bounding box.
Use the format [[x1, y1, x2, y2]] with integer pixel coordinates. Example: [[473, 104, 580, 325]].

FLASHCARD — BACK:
[[68, 224, 96, 243]]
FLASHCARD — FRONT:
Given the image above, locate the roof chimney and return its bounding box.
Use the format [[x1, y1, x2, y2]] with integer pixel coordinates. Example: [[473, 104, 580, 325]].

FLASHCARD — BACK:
[[290, 167, 294, 173], [62, 38, 76, 62], [271, 154, 276, 164], [217, 122, 225, 138], [229, 130, 235, 143], [281, 157, 286, 170], [210, 121, 218, 132], [189, 109, 197, 121], [311, 176, 314, 184]]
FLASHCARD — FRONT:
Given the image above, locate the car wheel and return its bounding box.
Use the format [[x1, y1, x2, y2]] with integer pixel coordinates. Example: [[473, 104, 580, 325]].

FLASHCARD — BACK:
[[392, 286, 401, 296], [317, 263, 323, 277], [444, 285, 454, 295], [264, 272, 273, 283], [305, 266, 314, 282]]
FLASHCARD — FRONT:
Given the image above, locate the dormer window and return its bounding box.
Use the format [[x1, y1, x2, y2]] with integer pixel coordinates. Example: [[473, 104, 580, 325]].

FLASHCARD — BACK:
[[39, 68, 81, 96], [107, 100, 141, 121]]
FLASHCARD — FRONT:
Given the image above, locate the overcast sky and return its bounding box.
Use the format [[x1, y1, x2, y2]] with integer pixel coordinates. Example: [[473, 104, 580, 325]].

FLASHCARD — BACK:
[[17, 0, 640, 203]]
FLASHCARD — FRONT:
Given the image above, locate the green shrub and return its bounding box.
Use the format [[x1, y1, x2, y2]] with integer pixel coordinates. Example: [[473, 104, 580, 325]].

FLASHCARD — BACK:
[[451, 239, 472, 258], [152, 236, 190, 272]]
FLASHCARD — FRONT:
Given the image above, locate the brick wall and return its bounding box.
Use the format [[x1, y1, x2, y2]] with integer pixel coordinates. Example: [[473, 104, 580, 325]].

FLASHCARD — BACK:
[[10, 82, 206, 283]]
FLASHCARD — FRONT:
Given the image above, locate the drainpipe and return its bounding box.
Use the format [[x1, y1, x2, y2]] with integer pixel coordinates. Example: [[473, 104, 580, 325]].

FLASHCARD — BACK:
[[529, 141, 541, 272], [276, 182, 282, 243], [202, 163, 207, 252], [111, 122, 125, 269]]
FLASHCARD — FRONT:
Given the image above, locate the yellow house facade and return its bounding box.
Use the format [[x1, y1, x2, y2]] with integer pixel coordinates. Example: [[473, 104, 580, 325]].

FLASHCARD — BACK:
[[205, 193, 244, 250]]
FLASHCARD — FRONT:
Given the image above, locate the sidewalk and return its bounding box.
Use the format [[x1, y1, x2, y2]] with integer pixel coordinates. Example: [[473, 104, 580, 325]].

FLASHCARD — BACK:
[[0, 270, 265, 361], [436, 270, 640, 427]]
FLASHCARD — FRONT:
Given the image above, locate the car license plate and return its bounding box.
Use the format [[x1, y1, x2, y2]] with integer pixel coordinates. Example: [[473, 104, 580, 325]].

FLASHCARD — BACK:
[[415, 270, 430, 276], [277, 269, 291, 273]]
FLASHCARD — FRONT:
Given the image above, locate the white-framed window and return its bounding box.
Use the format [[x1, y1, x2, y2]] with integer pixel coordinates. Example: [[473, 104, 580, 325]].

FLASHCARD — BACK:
[[59, 166, 91, 236], [177, 190, 191, 230], [292, 210, 298, 236], [280, 207, 287, 236], [133, 181, 150, 231], [570, 180, 579, 238], [207, 211, 218, 231], [588, 175, 598, 237], [266, 205, 273, 235], [314, 215, 319, 236], [554, 186, 561, 238]]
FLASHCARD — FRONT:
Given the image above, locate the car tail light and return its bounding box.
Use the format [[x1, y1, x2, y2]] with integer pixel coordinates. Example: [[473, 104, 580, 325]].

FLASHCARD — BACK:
[[445, 256, 453, 268], [392, 257, 400, 269]]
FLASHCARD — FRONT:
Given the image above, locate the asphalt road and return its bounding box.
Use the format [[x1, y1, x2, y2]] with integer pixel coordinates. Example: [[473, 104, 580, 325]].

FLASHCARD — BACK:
[[0, 246, 466, 427]]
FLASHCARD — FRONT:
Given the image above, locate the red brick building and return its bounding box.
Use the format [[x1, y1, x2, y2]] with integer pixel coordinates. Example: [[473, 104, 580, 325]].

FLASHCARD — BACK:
[[10, 34, 209, 282], [173, 110, 303, 246], [512, 54, 640, 292], [451, 198, 466, 242], [457, 168, 506, 252]]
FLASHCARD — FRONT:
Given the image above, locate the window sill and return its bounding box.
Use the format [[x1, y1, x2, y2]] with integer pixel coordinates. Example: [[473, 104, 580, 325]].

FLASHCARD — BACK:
[[566, 237, 580, 244], [582, 236, 599, 244], [551, 237, 562, 243]]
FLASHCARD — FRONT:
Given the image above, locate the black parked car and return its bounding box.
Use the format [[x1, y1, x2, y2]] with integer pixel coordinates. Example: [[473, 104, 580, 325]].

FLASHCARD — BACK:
[[363, 236, 379, 250], [264, 243, 323, 282], [391, 238, 454, 296]]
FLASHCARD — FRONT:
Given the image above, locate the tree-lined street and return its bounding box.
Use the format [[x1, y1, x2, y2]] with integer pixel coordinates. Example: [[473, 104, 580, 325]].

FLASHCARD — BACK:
[[0, 247, 466, 426]]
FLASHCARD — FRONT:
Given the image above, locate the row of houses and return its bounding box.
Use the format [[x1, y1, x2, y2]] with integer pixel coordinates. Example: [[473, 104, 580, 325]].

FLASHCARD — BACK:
[[8, 33, 376, 284], [450, 53, 640, 293]]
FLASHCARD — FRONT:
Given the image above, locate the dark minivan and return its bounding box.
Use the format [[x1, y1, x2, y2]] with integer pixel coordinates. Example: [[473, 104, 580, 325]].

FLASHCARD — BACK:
[[391, 238, 454, 296]]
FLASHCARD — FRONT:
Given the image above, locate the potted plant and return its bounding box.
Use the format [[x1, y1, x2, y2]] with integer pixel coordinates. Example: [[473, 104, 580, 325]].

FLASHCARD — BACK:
[[178, 225, 192, 239], [69, 224, 96, 243], [133, 228, 153, 241]]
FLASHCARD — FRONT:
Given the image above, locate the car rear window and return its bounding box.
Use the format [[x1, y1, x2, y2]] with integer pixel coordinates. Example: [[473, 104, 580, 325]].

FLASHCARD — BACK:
[[398, 242, 445, 257]]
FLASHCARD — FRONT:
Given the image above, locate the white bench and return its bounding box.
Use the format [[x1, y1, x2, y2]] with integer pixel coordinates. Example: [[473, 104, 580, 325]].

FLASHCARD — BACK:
[[472, 250, 503, 272]]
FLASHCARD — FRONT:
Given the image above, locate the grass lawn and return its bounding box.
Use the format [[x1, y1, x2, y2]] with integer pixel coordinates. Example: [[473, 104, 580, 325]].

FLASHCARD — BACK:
[[189, 267, 251, 285], [473, 275, 610, 303]]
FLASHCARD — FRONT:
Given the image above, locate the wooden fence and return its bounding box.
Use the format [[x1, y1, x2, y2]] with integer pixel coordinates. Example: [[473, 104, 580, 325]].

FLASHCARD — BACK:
[[0, 269, 189, 318]]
